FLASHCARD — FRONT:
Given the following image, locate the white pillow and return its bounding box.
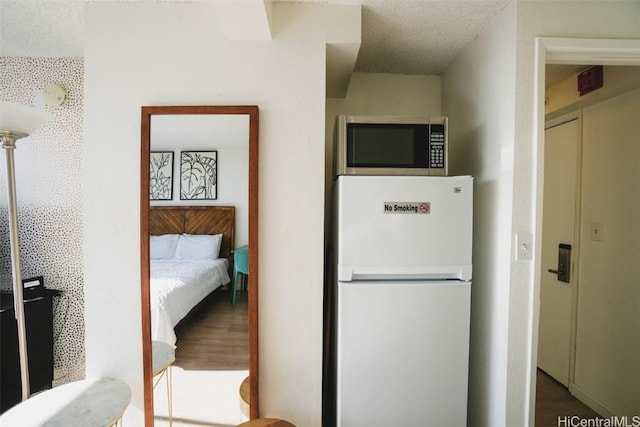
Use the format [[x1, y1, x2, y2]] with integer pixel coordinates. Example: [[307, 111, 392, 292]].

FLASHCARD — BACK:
[[175, 233, 223, 260], [150, 234, 180, 260]]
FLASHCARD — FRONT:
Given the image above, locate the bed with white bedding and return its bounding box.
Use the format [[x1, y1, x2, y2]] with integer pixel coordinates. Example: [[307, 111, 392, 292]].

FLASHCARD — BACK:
[[149, 206, 235, 345], [151, 258, 230, 345]]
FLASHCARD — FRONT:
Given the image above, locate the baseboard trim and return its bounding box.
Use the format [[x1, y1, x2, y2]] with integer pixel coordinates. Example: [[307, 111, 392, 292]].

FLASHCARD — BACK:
[[569, 382, 613, 418]]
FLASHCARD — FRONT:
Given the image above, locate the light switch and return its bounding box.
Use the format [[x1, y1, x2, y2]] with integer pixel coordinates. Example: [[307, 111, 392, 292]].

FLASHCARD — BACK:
[[515, 232, 533, 261], [591, 222, 604, 241]]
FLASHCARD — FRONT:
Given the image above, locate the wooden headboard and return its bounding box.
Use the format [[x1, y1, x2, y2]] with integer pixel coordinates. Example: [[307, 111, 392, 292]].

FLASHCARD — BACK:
[[149, 205, 235, 270]]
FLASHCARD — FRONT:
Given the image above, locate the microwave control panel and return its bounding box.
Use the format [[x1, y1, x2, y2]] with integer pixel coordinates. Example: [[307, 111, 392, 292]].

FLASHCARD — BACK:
[[429, 124, 446, 170]]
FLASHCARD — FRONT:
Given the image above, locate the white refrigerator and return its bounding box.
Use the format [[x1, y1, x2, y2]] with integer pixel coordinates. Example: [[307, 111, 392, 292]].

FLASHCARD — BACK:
[[334, 175, 472, 427]]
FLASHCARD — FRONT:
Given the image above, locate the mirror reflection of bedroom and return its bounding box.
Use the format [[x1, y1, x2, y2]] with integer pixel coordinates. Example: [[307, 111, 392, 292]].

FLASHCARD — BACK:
[[147, 111, 251, 426]]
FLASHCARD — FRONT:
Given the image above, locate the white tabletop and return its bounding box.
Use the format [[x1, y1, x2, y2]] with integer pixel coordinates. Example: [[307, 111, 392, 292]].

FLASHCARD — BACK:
[[0, 377, 131, 427], [152, 341, 176, 375]]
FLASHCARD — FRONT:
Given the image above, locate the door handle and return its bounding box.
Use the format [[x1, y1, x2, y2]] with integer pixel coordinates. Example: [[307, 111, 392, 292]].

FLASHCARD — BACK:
[[548, 244, 571, 283]]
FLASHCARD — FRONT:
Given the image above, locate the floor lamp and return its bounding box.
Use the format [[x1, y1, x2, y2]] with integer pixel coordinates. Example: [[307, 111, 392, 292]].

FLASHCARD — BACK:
[[0, 101, 51, 401]]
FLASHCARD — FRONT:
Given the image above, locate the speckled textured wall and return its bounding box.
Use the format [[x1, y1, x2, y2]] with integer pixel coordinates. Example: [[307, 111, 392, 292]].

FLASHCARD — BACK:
[[0, 57, 85, 384]]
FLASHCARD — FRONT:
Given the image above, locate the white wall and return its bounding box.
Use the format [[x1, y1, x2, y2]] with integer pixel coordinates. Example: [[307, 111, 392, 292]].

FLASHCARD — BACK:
[[326, 72, 441, 142], [444, 1, 640, 426], [150, 114, 250, 247], [442, 3, 517, 425], [83, 3, 356, 425], [545, 66, 640, 119], [574, 88, 640, 416]]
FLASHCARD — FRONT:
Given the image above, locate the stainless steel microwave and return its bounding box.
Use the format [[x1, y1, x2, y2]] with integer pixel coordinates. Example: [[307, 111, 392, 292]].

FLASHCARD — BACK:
[[334, 114, 448, 177]]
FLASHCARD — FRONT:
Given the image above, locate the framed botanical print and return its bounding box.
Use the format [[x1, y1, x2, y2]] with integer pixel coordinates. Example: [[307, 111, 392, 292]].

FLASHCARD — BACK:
[[150, 151, 174, 201], [180, 150, 218, 200]]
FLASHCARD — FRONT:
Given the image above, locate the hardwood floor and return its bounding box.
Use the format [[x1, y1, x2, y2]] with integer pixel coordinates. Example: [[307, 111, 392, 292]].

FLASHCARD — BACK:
[[174, 287, 249, 370], [153, 288, 249, 427], [535, 369, 602, 427]]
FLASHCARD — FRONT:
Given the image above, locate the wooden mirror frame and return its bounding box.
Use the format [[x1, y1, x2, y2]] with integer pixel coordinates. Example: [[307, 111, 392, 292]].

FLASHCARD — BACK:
[[140, 105, 259, 425]]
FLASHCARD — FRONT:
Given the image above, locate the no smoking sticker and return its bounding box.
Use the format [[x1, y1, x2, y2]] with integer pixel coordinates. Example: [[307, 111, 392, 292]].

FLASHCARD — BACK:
[[384, 202, 431, 214]]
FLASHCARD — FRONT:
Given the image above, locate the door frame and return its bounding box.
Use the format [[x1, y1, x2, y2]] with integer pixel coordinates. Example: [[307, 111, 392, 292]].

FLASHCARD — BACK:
[[530, 37, 640, 425]]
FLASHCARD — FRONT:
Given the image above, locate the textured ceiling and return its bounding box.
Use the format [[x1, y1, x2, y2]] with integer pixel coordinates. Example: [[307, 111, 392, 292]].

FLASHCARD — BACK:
[[0, 0, 579, 86], [354, 0, 510, 75], [0, 0, 509, 73], [0, 1, 85, 57]]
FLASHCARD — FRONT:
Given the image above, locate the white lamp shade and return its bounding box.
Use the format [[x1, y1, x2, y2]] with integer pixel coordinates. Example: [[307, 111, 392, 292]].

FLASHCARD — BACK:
[[0, 101, 52, 136]]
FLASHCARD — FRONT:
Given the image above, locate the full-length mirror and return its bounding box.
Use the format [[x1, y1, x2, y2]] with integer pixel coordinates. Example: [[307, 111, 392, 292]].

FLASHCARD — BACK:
[[141, 106, 259, 426]]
